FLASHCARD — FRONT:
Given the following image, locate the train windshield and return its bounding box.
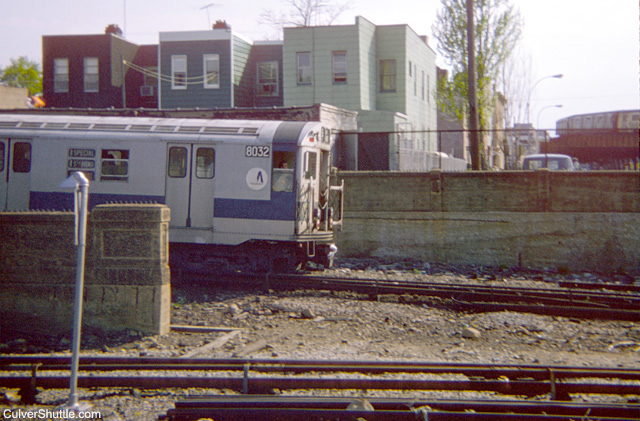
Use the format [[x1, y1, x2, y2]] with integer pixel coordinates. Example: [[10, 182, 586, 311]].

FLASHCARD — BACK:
[[272, 151, 294, 192]]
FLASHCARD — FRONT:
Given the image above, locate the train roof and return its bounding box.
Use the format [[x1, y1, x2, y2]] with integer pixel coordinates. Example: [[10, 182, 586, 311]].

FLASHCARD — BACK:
[[557, 109, 640, 122], [0, 113, 320, 138]]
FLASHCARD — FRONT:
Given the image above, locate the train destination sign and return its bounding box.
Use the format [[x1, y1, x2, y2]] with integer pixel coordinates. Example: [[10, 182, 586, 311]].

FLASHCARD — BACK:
[[68, 159, 95, 169], [69, 148, 96, 158]]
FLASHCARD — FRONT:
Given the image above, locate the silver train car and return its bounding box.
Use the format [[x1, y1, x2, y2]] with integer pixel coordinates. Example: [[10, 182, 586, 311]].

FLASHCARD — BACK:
[[556, 110, 640, 134], [0, 114, 343, 272]]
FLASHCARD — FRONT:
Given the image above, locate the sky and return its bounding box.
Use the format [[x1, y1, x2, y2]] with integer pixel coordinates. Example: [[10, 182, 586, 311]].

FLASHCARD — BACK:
[[1, 0, 638, 131]]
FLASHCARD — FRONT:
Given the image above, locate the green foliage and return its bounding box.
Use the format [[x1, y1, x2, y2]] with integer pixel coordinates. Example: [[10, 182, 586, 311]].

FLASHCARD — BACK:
[[432, 0, 522, 127], [1, 57, 43, 94]]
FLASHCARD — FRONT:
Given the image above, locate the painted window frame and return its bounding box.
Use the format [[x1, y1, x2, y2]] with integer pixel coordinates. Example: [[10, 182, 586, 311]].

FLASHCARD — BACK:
[[332, 51, 347, 84], [203, 54, 220, 89], [171, 55, 187, 90], [83, 57, 99, 93], [296, 52, 312, 85], [53, 58, 69, 93], [257, 61, 278, 96]]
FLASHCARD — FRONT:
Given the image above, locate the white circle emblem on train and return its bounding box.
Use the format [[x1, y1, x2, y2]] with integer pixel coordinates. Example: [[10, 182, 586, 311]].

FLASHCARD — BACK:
[[246, 167, 268, 190]]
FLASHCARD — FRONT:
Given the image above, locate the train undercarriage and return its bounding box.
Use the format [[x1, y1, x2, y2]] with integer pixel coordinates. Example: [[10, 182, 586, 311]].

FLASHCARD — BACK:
[[169, 239, 337, 276]]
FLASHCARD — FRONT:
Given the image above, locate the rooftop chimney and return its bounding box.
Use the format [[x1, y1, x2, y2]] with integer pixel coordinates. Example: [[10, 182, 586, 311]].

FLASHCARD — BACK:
[[105, 24, 123, 36], [213, 20, 230, 29]]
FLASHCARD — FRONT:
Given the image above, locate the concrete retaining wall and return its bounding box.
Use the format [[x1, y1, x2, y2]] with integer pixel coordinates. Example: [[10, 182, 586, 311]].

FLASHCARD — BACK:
[[337, 171, 640, 273], [0, 204, 170, 335]]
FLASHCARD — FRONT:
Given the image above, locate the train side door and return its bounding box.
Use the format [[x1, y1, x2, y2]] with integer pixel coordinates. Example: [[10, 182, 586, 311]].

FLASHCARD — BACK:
[[165, 144, 216, 230], [0, 139, 32, 210], [296, 148, 319, 234]]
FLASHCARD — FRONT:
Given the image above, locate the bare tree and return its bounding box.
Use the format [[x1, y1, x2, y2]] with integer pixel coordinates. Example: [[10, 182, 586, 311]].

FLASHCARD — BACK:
[[499, 46, 533, 127], [259, 0, 353, 33]]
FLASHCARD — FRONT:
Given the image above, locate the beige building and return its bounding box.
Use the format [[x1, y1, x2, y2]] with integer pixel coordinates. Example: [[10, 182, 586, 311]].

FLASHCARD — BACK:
[[0, 85, 29, 109]]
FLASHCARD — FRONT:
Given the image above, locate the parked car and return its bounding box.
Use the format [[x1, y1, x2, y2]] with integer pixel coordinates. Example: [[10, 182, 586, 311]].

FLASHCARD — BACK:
[[521, 154, 575, 170]]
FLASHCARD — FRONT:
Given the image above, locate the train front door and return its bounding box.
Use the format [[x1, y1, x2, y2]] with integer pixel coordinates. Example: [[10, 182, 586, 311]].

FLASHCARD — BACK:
[[165, 144, 216, 232], [296, 148, 319, 234], [0, 139, 32, 210]]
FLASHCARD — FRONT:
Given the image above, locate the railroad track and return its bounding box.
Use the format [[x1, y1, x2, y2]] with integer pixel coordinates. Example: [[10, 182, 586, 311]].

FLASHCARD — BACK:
[[178, 272, 640, 321], [2, 356, 638, 419]]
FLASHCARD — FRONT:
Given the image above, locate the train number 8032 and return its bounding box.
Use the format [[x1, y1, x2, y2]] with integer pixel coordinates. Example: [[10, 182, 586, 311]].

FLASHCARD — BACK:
[[245, 145, 271, 158]]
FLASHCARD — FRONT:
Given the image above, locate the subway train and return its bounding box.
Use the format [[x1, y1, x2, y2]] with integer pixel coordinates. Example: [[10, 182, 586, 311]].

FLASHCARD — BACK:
[[555, 109, 640, 134], [0, 113, 343, 272]]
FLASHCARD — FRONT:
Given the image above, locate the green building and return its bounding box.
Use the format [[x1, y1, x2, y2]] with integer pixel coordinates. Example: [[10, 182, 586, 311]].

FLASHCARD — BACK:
[[283, 16, 438, 170]]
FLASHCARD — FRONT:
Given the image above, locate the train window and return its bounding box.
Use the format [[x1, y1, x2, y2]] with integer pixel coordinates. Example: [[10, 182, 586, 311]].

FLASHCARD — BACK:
[[101, 149, 129, 182], [13, 142, 31, 173], [195, 148, 215, 179], [0, 142, 4, 172], [272, 151, 294, 193], [304, 151, 317, 180], [168, 147, 188, 178]]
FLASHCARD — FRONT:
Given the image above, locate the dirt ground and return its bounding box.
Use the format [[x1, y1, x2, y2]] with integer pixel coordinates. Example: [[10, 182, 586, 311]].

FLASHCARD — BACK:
[[2, 261, 639, 420]]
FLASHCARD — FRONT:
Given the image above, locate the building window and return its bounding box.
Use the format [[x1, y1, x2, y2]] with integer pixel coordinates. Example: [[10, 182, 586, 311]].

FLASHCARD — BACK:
[[296, 52, 312, 85], [203, 54, 220, 89], [84, 57, 99, 93], [421, 71, 425, 100], [172, 55, 187, 90], [332, 51, 347, 84], [257, 61, 278, 96], [53, 58, 69, 93], [380, 59, 396, 92]]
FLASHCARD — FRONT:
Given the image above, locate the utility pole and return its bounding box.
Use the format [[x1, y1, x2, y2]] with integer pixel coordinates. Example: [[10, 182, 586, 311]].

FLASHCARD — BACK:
[[466, 0, 481, 170]]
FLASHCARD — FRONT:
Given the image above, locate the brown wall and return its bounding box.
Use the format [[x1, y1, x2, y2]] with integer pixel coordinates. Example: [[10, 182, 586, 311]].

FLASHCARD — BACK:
[[337, 171, 640, 273], [0, 204, 170, 335]]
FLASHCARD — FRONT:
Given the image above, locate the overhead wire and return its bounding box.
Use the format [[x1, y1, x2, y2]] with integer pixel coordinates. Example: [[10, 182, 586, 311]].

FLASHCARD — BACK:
[[123, 60, 219, 86]]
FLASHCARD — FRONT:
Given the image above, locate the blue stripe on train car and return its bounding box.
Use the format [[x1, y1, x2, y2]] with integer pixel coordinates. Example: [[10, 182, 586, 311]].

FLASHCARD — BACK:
[[30, 191, 296, 221], [30, 191, 166, 211], [214, 192, 295, 221]]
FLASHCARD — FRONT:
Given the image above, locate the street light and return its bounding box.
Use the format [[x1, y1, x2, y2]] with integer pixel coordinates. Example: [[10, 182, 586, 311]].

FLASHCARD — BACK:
[[58, 172, 90, 413], [527, 73, 563, 123], [537, 104, 563, 129], [536, 104, 562, 157]]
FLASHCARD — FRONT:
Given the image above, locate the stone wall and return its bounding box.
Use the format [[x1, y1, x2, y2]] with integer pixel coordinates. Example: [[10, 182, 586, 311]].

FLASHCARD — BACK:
[[0, 204, 170, 335], [337, 171, 640, 273]]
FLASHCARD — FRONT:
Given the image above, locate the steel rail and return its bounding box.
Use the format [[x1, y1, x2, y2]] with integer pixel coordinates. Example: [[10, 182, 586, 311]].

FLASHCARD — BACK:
[[164, 395, 640, 421], [2, 375, 639, 397], [3, 356, 640, 381], [185, 272, 640, 320], [3, 356, 639, 406], [5, 355, 640, 381]]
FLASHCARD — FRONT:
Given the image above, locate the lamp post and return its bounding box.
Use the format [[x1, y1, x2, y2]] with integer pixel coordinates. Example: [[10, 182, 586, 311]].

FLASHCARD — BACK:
[[59, 172, 90, 413], [537, 104, 563, 129], [527, 74, 563, 124], [537, 104, 562, 157]]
